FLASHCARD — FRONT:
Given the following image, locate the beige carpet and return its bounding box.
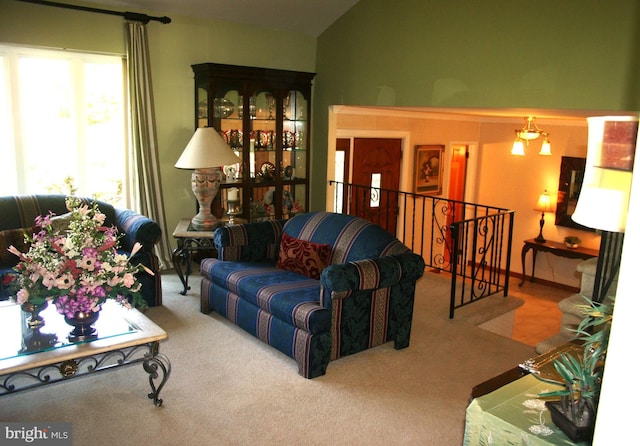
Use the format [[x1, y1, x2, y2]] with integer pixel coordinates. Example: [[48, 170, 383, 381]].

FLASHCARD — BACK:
[[0, 270, 534, 445]]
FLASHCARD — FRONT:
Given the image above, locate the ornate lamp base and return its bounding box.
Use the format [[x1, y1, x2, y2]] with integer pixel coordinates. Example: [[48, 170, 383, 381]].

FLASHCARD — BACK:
[[534, 212, 546, 243], [190, 167, 222, 231]]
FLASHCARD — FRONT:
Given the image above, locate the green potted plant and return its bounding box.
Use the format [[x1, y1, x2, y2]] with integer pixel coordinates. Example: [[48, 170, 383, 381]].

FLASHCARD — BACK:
[[564, 236, 581, 248], [536, 295, 613, 442]]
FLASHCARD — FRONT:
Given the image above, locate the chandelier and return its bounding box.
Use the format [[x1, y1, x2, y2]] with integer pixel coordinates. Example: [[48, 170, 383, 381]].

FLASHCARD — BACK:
[[511, 116, 551, 156]]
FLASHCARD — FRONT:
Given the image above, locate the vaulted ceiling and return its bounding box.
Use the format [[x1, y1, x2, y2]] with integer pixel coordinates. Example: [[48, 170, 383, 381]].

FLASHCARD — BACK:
[[78, 0, 360, 36]]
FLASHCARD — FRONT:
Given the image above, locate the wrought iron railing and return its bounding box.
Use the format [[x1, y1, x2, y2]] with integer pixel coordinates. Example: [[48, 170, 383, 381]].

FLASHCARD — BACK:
[[329, 181, 515, 318]]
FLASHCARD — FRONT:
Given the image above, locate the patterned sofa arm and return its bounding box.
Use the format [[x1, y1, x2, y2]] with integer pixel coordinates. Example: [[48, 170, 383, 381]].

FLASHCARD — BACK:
[[319, 252, 425, 307], [114, 208, 162, 253], [214, 220, 284, 262]]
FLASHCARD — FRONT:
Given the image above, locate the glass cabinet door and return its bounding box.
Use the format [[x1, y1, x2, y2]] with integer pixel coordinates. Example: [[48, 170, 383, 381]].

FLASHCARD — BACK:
[[250, 90, 277, 182], [282, 90, 308, 182], [197, 87, 209, 128], [283, 184, 306, 218], [213, 89, 244, 220], [249, 90, 277, 221]]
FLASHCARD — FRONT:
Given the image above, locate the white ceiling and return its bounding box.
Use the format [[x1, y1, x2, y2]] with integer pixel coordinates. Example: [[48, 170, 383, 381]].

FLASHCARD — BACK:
[[79, 0, 360, 36], [346, 106, 638, 125]]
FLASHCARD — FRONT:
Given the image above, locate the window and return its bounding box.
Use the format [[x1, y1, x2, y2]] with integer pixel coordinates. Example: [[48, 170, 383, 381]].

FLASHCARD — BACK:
[[370, 173, 381, 208], [333, 138, 350, 213], [0, 45, 128, 206]]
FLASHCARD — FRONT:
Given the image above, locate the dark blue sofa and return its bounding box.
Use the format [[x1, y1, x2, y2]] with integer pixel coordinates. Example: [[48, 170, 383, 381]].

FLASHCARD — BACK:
[[0, 194, 162, 307], [200, 211, 425, 378]]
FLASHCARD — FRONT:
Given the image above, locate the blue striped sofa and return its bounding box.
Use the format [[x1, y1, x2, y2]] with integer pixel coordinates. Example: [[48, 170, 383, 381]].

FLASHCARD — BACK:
[[200, 211, 425, 378]]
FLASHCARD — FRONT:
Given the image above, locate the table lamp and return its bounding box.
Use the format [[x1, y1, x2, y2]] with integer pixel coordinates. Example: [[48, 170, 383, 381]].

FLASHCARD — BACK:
[[571, 115, 637, 302], [572, 116, 637, 233], [175, 127, 241, 231], [534, 190, 553, 243]]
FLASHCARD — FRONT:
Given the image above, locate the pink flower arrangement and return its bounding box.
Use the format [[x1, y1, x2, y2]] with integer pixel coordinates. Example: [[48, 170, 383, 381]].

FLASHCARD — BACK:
[[8, 197, 149, 317]]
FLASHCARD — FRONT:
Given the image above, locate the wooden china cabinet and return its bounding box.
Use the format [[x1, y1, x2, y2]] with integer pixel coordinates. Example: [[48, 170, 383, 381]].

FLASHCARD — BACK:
[[191, 63, 315, 223]]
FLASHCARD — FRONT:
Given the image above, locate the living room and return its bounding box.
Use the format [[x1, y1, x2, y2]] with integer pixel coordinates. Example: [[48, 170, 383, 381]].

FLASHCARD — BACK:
[[1, 1, 639, 444]]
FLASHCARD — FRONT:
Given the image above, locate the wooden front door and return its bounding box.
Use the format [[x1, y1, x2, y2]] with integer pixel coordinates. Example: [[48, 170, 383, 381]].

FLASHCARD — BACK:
[[350, 138, 402, 234], [446, 144, 469, 263]]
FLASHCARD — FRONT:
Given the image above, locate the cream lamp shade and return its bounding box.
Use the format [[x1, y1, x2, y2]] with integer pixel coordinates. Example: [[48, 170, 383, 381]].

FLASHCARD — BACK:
[[535, 190, 553, 213], [175, 127, 241, 169], [572, 116, 638, 233], [175, 127, 241, 230]]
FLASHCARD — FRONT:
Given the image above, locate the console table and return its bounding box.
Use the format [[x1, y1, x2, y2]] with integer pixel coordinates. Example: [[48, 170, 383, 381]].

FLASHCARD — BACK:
[[519, 238, 599, 286]]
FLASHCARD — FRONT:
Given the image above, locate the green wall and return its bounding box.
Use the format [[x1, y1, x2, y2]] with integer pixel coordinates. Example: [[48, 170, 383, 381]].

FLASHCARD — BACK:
[[3, 0, 640, 241], [312, 0, 640, 209], [0, 0, 316, 248]]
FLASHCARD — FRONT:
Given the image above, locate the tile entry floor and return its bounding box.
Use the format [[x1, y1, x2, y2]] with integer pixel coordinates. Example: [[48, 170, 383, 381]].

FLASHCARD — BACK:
[[509, 277, 571, 347]]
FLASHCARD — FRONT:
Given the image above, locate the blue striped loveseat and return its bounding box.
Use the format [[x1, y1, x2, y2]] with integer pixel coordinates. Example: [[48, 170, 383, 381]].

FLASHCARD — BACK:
[[200, 211, 425, 378]]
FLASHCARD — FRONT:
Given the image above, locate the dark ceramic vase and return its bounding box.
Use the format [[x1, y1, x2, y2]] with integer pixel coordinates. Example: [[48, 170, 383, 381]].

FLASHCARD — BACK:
[[21, 328, 58, 353], [21, 300, 49, 329], [64, 310, 100, 342]]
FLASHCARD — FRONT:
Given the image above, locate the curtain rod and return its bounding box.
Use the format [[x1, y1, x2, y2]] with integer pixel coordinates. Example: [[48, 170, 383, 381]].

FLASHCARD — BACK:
[[18, 0, 172, 24]]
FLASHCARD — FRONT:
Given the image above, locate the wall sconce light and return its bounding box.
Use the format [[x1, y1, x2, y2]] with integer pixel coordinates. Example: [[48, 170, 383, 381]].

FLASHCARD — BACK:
[[534, 189, 554, 243], [511, 116, 552, 156], [175, 127, 241, 231]]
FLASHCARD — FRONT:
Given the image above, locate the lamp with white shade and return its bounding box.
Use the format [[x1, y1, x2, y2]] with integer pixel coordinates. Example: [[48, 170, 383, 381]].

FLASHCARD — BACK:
[[572, 115, 638, 303], [175, 127, 241, 231], [572, 116, 637, 233], [534, 189, 554, 243]]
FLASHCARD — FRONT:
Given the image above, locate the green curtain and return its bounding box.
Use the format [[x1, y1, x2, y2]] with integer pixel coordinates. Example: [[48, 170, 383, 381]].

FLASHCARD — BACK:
[[125, 20, 171, 270]]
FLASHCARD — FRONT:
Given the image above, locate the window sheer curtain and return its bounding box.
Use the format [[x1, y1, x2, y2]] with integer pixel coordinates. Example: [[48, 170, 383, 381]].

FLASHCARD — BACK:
[[125, 21, 171, 270]]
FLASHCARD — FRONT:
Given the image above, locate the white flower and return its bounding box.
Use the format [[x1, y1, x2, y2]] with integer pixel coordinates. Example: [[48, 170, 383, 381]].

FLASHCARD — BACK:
[[522, 399, 546, 411], [529, 424, 553, 436], [94, 212, 106, 225]]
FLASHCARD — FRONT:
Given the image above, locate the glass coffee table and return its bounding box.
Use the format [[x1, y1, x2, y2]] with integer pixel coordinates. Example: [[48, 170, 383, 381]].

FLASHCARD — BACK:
[[0, 299, 171, 406]]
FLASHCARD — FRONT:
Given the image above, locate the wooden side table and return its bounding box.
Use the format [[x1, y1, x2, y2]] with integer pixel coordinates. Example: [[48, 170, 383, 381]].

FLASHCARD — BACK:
[[519, 238, 599, 286]]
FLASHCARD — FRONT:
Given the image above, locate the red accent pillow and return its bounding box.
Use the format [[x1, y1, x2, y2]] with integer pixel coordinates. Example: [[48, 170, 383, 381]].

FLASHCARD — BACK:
[[277, 233, 331, 280]]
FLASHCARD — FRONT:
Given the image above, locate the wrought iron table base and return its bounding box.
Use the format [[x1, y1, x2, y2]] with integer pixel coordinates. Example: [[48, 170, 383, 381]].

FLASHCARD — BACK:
[[172, 237, 216, 295], [0, 341, 171, 406]]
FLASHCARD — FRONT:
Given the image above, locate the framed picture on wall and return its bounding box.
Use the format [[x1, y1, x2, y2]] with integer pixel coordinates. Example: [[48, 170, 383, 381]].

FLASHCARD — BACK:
[[414, 145, 444, 195]]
